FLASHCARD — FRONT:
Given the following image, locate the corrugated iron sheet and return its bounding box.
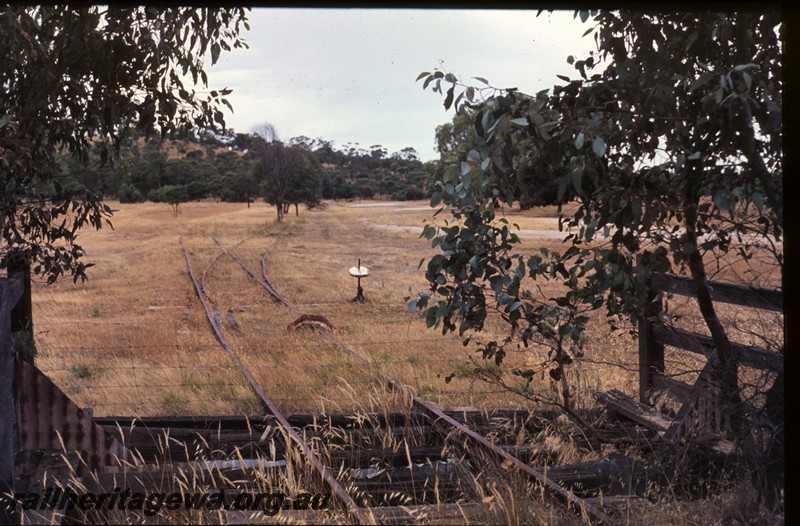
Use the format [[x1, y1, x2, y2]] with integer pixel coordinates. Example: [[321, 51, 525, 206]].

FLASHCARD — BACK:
[[15, 358, 129, 471]]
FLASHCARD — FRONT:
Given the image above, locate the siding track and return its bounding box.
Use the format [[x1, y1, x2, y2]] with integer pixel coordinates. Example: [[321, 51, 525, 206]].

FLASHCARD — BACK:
[[186, 234, 611, 524]]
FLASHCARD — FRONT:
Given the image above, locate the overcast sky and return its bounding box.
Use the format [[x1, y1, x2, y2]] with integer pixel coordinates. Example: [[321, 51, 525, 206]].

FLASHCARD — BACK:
[[205, 8, 596, 161]]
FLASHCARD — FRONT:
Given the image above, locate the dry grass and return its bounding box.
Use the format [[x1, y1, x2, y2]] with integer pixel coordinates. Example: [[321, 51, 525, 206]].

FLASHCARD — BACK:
[[26, 198, 782, 523], [32, 198, 780, 419], [36, 385, 781, 525], [29, 199, 638, 417]]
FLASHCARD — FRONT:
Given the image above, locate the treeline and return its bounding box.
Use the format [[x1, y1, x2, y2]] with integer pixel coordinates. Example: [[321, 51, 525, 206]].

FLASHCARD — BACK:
[[51, 129, 436, 217]]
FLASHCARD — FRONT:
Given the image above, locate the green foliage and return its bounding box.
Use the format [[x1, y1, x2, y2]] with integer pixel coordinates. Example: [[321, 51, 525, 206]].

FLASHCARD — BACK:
[[161, 391, 190, 415], [102, 132, 432, 207], [0, 6, 249, 283], [130, 145, 168, 197], [12, 330, 37, 361], [286, 148, 323, 210], [414, 10, 782, 409], [148, 184, 191, 216], [70, 363, 98, 380], [118, 183, 145, 203], [254, 137, 306, 221]]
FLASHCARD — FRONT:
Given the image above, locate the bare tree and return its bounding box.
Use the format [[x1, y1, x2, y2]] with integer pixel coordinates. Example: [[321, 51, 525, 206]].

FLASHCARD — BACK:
[[251, 122, 279, 143]]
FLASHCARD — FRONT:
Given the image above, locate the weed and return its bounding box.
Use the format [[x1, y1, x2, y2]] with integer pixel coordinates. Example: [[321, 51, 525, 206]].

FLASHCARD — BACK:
[[161, 391, 189, 414], [237, 394, 262, 415], [417, 383, 434, 398], [181, 370, 201, 392], [456, 362, 478, 378], [70, 363, 95, 380], [91, 306, 100, 317]]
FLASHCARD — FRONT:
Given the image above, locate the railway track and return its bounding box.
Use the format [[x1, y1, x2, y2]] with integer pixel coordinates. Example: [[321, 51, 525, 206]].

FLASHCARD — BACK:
[[173, 234, 612, 524], [181, 235, 367, 523]]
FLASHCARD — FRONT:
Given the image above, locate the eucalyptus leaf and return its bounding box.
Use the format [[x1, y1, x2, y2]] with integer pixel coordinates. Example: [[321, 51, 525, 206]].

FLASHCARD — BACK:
[[714, 189, 732, 212], [443, 86, 454, 110], [592, 136, 606, 157], [575, 131, 585, 150], [408, 12, 781, 422], [570, 168, 584, 195], [751, 191, 764, 212]]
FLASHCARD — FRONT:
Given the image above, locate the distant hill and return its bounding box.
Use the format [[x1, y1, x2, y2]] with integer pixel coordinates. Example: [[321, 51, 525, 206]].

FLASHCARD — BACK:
[[60, 132, 435, 206]]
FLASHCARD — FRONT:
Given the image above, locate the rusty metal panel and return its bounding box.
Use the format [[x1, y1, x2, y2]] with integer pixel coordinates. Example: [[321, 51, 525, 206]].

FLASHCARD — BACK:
[[15, 358, 129, 471]]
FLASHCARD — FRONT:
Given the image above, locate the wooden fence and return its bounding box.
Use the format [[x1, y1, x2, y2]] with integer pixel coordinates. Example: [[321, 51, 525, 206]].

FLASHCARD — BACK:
[[0, 273, 24, 525], [0, 273, 128, 525], [637, 270, 783, 442]]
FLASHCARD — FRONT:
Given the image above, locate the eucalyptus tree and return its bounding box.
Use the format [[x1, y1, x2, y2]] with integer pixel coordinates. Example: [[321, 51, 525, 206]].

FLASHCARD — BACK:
[[285, 148, 323, 215], [252, 124, 306, 222], [413, 10, 782, 496], [0, 6, 249, 353]]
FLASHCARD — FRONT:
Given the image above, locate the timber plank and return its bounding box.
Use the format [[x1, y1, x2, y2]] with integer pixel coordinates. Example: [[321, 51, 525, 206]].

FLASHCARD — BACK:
[[651, 273, 782, 312], [651, 325, 783, 372], [653, 376, 694, 404], [596, 390, 674, 433]]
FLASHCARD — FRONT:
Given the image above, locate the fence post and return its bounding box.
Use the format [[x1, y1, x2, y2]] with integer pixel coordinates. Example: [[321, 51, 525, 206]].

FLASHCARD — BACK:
[[637, 254, 665, 404], [1, 273, 24, 525]]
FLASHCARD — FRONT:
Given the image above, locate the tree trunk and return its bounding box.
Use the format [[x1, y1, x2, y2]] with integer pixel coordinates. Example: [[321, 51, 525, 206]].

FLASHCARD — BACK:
[[743, 124, 782, 229], [559, 363, 571, 412], [295, 203, 299, 216], [685, 239, 742, 435], [683, 159, 743, 439]]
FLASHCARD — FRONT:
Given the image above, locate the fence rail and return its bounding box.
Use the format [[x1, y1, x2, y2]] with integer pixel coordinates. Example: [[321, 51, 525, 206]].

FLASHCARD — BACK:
[[650, 324, 783, 373], [650, 272, 783, 312], [637, 269, 783, 441], [639, 271, 783, 403]]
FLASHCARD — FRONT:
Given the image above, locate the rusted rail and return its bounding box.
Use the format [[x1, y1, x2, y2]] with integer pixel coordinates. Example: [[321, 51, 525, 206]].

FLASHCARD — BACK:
[[387, 380, 612, 524], [180, 235, 367, 523], [209, 234, 286, 305], [211, 236, 610, 524], [212, 235, 373, 369]]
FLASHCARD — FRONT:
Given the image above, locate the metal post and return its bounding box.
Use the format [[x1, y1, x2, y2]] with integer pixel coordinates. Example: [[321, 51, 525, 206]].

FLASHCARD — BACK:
[[351, 258, 366, 303]]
